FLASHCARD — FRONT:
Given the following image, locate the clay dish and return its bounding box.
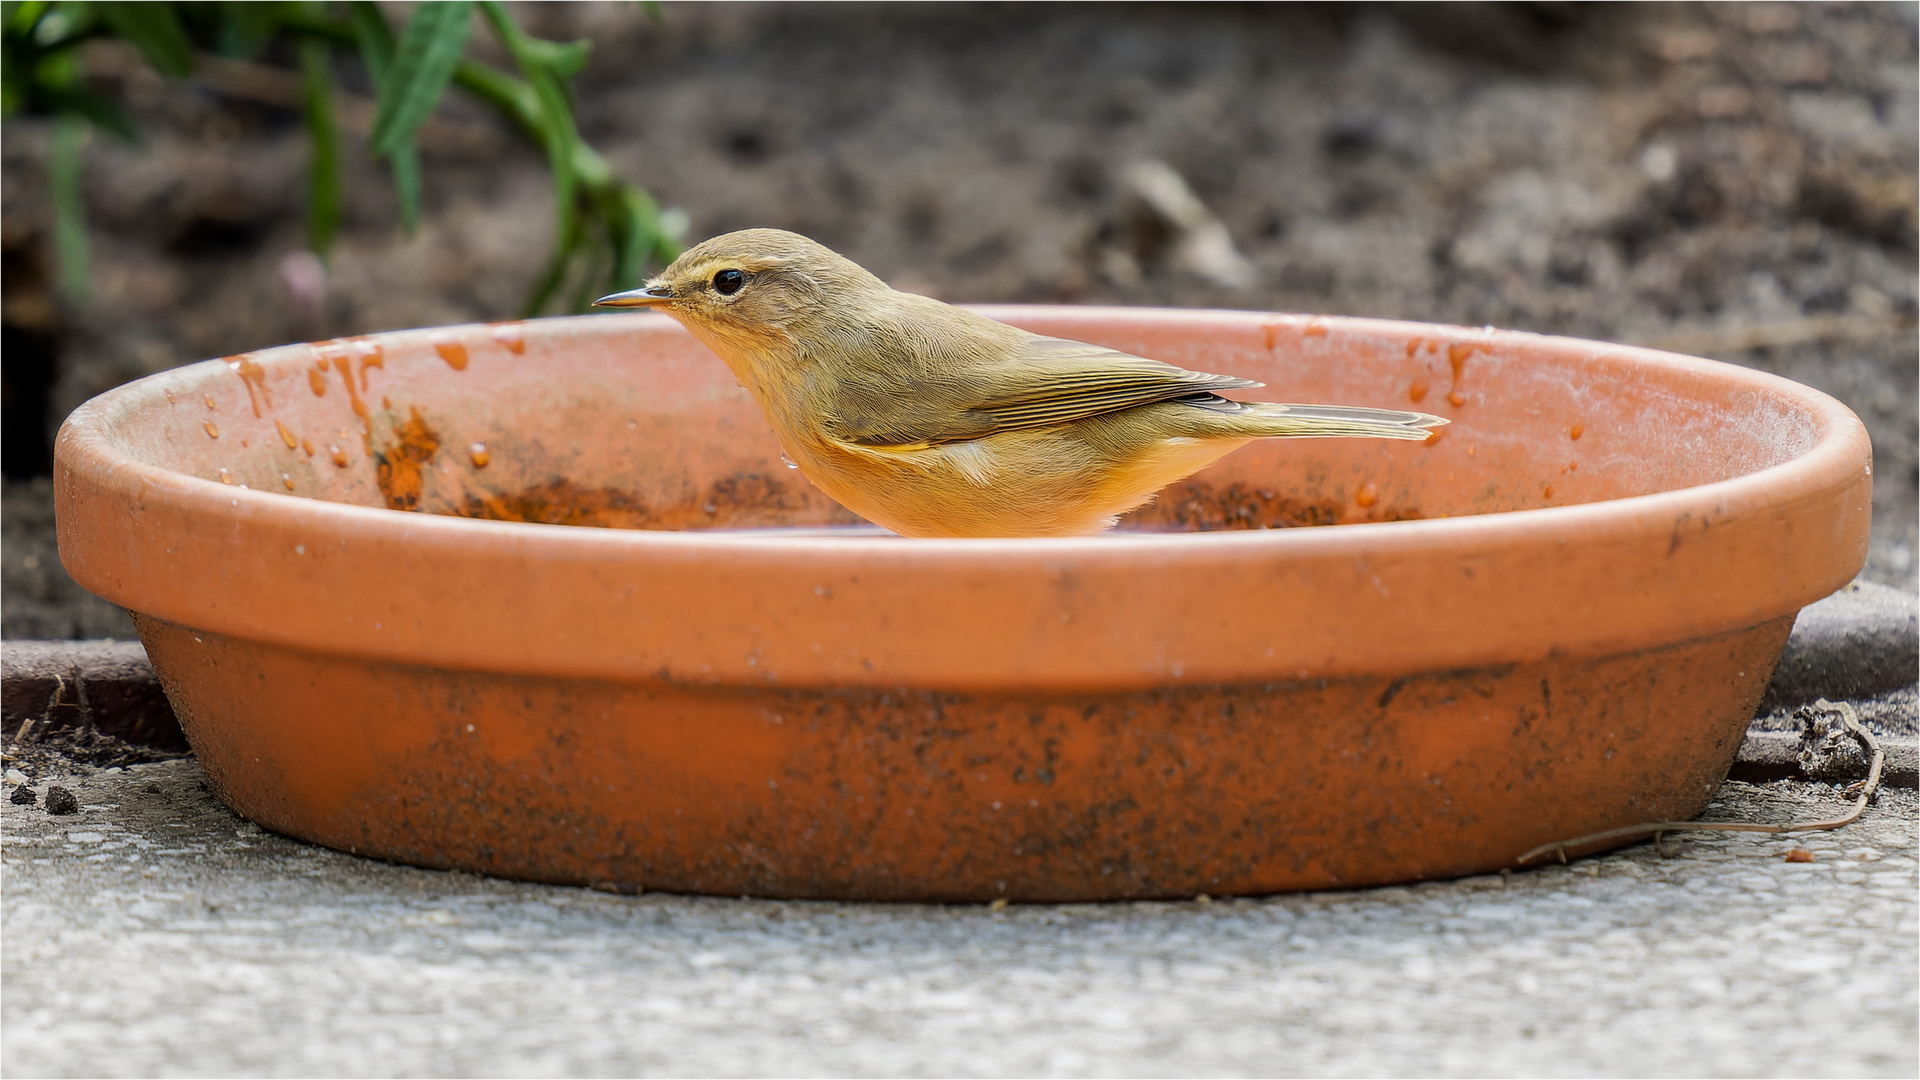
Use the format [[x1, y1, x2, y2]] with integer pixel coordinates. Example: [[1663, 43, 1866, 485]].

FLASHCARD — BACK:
[[55, 307, 1871, 900]]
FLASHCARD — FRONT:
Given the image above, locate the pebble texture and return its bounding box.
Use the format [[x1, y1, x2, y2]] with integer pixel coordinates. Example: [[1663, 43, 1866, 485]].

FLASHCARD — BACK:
[[3, 759, 1914, 1077]]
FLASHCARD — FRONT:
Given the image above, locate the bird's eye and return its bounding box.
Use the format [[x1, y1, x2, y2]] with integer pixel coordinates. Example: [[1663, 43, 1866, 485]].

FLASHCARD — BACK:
[[712, 269, 745, 295]]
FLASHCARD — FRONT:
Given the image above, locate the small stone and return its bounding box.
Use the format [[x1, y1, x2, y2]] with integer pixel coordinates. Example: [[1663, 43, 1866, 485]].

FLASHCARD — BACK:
[[10, 786, 35, 806], [4, 768, 26, 786], [43, 786, 80, 815]]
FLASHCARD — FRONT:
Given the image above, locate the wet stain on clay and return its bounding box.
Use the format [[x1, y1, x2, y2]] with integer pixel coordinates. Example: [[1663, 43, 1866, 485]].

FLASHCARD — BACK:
[[1446, 341, 1492, 408], [228, 354, 271, 417]]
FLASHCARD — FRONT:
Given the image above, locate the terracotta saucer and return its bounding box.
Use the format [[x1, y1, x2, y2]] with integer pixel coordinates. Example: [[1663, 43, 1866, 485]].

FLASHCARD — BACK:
[[55, 307, 1871, 899]]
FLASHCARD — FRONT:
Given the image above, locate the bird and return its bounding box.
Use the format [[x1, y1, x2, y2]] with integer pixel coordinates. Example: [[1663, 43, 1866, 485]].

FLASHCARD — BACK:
[[594, 229, 1446, 538]]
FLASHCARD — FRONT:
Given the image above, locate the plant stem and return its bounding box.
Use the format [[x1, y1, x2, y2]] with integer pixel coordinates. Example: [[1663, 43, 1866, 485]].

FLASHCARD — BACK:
[[49, 113, 89, 300]]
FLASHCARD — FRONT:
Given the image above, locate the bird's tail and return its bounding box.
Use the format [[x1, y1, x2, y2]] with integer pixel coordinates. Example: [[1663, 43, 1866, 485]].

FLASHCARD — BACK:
[[1210, 400, 1448, 441]]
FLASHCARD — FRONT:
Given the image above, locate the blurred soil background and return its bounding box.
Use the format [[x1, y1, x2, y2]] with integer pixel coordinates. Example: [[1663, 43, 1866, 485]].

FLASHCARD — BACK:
[[4, 0, 1915, 639]]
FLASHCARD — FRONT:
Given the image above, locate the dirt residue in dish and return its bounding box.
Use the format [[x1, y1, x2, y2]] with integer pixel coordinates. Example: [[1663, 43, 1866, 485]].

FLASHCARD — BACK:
[[375, 407, 442, 512], [450, 473, 864, 531], [1121, 480, 1422, 531]]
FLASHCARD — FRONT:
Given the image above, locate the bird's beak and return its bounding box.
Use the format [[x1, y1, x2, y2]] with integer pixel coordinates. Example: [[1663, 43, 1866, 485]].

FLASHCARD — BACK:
[[592, 284, 674, 308]]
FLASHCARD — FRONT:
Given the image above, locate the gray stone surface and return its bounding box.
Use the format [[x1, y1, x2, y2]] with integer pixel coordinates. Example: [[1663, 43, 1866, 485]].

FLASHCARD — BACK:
[[0, 639, 186, 751], [1733, 727, 1920, 786], [3, 758, 1915, 1078], [1762, 581, 1920, 715]]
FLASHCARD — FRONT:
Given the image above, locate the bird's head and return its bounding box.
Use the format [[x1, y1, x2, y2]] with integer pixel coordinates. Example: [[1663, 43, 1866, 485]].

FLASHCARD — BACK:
[[593, 228, 886, 355]]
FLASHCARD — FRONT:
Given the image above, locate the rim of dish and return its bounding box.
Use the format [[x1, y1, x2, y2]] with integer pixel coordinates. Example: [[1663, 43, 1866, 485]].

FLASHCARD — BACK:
[[60, 308, 1869, 560]]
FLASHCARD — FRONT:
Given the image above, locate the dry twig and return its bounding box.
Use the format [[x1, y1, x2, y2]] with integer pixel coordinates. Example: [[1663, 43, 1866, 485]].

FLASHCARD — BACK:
[[1517, 699, 1883, 866]]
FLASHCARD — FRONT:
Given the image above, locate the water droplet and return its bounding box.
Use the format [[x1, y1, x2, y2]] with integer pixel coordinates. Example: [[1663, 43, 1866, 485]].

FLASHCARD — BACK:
[[301, 438, 315, 457], [1408, 379, 1429, 403], [276, 419, 298, 449], [1569, 423, 1584, 440], [204, 394, 216, 409], [1355, 482, 1379, 508], [468, 443, 490, 468], [490, 322, 527, 355], [282, 472, 295, 491], [218, 468, 232, 484], [294, 545, 305, 555], [781, 454, 800, 470], [329, 444, 349, 467], [204, 420, 220, 439]]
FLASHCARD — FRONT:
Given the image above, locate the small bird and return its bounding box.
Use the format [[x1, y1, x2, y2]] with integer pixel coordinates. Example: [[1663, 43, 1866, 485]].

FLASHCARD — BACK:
[[595, 229, 1445, 538]]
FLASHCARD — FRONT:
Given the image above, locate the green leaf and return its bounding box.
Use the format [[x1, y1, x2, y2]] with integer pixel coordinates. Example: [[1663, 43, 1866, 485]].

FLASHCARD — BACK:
[[299, 38, 340, 257], [449, 56, 540, 138], [389, 139, 421, 232], [368, 0, 471, 157], [479, 1, 586, 311], [349, 1, 421, 232], [215, 1, 284, 60], [566, 228, 610, 313], [607, 186, 658, 291], [520, 35, 588, 79], [519, 211, 579, 318], [26, 1, 85, 49], [4, 2, 53, 37], [467, 0, 672, 313], [347, 0, 396, 78], [529, 71, 576, 248], [49, 112, 88, 299], [97, 1, 194, 78]]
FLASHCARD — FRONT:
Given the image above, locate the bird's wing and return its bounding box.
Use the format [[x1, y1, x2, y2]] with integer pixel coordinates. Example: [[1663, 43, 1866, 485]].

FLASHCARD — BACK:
[[838, 335, 1260, 448]]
